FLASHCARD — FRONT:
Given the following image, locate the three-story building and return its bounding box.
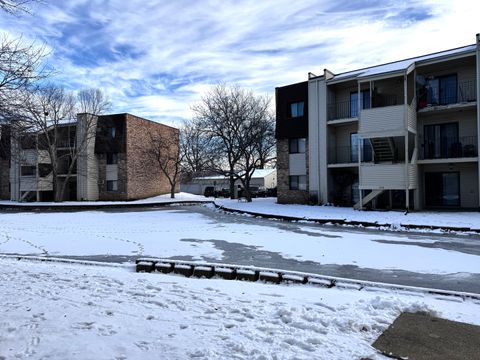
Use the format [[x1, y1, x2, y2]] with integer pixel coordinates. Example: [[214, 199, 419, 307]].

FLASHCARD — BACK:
[[276, 34, 480, 210]]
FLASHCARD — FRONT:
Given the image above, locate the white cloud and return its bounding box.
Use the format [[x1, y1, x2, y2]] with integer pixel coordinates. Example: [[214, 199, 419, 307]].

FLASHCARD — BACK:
[[0, 0, 479, 126]]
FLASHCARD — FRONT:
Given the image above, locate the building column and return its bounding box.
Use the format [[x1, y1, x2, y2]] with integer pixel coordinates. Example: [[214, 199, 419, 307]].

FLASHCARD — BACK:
[[476, 33, 480, 209]]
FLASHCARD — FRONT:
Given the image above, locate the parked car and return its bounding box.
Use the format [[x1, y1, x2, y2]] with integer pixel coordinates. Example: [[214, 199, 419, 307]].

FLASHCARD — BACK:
[[217, 188, 230, 198], [266, 187, 277, 197], [203, 186, 216, 197], [239, 186, 267, 198]]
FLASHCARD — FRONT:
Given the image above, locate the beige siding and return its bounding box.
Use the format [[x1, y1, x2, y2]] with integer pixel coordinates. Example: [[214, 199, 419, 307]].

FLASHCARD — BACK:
[[106, 164, 118, 181], [360, 163, 406, 189], [359, 105, 405, 137], [332, 123, 358, 148], [289, 153, 307, 175]]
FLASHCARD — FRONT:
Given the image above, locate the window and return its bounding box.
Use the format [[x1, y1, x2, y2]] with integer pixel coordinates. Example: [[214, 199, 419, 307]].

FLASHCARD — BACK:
[[21, 165, 36, 176], [350, 90, 371, 117], [108, 126, 116, 139], [425, 172, 459, 207], [425, 74, 457, 105], [107, 153, 118, 164], [289, 175, 307, 190], [289, 102, 304, 118], [289, 138, 306, 153], [424, 123, 458, 159], [107, 180, 118, 192], [350, 133, 372, 162]]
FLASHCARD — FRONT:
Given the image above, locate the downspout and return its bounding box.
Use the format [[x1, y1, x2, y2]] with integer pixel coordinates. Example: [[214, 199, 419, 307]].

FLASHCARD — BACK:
[[476, 33, 480, 209], [404, 72, 409, 211], [357, 81, 362, 210]]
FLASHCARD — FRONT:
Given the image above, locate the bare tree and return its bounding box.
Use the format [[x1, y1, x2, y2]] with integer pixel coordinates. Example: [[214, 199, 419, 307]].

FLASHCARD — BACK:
[[77, 88, 111, 115], [0, 35, 50, 123], [192, 84, 275, 201], [0, 0, 37, 15], [180, 119, 214, 182], [145, 126, 181, 198]]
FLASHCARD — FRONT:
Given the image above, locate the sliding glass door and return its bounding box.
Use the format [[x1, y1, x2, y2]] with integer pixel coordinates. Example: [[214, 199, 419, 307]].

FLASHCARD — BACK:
[[425, 172, 460, 207]]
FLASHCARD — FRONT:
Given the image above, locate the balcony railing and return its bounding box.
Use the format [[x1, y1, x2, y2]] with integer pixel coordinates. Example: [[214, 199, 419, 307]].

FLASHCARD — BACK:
[[418, 79, 477, 109], [420, 135, 477, 160], [328, 145, 373, 164], [328, 100, 355, 121]]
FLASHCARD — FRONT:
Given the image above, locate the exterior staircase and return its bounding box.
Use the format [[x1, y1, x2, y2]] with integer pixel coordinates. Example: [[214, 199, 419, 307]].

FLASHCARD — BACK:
[[354, 189, 384, 210], [370, 137, 396, 162]]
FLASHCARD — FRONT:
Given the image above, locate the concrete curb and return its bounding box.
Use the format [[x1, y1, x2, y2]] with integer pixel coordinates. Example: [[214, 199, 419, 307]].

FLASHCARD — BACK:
[[0, 200, 213, 212], [135, 257, 480, 302], [214, 203, 480, 234], [3, 254, 479, 302]]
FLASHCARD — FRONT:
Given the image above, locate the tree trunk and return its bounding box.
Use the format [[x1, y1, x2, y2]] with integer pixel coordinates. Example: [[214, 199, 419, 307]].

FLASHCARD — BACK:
[[229, 173, 235, 199]]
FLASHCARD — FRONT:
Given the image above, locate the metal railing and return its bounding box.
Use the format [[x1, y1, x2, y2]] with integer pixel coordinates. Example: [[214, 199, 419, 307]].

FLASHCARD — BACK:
[[417, 79, 476, 109], [328, 145, 374, 164], [328, 100, 354, 121], [420, 135, 477, 160], [328, 94, 403, 121]]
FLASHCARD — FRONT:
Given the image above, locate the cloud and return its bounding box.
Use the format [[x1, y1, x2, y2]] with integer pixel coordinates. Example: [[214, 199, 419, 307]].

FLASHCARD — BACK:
[[0, 0, 478, 126]]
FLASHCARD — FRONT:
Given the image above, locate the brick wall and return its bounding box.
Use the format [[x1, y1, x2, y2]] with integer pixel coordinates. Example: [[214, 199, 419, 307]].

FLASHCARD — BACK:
[[125, 114, 180, 200], [0, 159, 9, 200], [276, 139, 310, 204]]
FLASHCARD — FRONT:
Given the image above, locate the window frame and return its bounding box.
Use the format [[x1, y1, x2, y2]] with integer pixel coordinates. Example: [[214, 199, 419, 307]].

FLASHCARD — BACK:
[[106, 152, 118, 165], [289, 101, 305, 118], [289, 175, 307, 190], [289, 138, 306, 154], [106, 180, 118, 192]]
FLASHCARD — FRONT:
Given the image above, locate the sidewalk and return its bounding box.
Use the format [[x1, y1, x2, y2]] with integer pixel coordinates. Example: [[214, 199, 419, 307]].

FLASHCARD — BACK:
[[215, 198, 480, 233], [372, 311, 480, 360]]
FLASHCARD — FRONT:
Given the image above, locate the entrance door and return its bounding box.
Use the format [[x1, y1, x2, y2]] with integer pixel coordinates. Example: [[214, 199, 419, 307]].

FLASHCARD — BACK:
[[425, 172, 460, 207]]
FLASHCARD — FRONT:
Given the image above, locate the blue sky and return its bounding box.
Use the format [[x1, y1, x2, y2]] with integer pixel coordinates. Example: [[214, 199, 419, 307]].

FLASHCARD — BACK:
[[0, 0, 478, 126]]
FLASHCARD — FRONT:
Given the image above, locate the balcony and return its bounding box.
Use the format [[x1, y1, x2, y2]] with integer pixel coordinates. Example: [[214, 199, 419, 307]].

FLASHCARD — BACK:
[[359, 163, 417, 190], [420, 135, 478, 161], [328, 100, 356, 121], [328, 145, 373, 165], [418, 79, 476, 112]]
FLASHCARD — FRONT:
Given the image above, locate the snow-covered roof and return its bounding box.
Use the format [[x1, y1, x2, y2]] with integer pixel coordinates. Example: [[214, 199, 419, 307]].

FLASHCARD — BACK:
[[195, 168, 276, 181], [330, 44, 476, 82]]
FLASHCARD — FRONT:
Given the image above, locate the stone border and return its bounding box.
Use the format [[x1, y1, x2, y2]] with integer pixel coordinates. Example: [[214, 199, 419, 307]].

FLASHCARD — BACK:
[[135, 257, 480, 302], [0, 200, 213, 212], [214, 203, 478, 234]]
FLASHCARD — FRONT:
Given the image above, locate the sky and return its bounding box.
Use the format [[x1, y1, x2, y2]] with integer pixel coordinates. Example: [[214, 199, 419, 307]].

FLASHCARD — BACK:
[[0, 0, 479, 126]]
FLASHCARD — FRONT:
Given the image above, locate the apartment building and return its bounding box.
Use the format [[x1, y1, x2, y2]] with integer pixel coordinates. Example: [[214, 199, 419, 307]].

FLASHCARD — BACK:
[[276, 34, 480, 210], [2, 113, 179, 202]]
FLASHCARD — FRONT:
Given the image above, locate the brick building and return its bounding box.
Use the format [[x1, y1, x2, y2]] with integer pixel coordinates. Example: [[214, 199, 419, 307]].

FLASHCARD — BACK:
[[2, 113, 179, 202]]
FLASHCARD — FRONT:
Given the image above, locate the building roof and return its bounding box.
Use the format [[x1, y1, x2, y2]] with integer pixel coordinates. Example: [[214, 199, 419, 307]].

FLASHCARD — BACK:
[[195, 168, 276, 181], [328, 44, 476, 82]]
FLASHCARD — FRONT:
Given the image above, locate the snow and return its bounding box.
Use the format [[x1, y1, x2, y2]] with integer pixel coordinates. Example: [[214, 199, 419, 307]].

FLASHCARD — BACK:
[[0, 192, 210, 207], [1, 204, 480, 275], [215, 197, 480, 231], [1, 258, 479, 360], [331, 44, 476, 80]]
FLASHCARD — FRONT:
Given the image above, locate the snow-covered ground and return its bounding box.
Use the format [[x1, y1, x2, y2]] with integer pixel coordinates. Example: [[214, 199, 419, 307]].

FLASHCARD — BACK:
[[1, 206, 480, 275], [0, 192, 210, 206], [216, 198, 480, 230], [1, 258, 479, 360]]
